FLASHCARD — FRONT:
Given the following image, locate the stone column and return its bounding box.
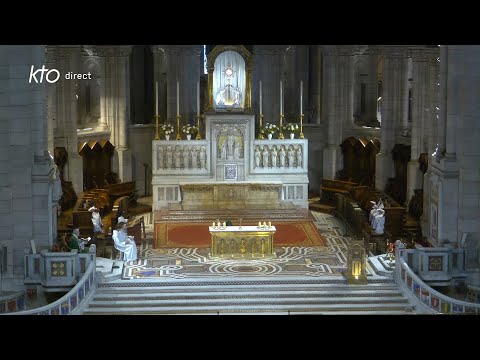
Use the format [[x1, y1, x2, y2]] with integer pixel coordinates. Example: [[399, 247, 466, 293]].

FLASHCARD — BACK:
[[309, 45, 322, 124], [322, 46, 338, 180], [46, 46, 57, 155], [322, 46, 353, 179], [0, 45, 58, 280], [375, 48, 407, 191], [407, 49, 429, 205], [421, 54, 440, 236], [428, 45, 461, 246], [97, 46, 133, 182], [151, 45, 169, 122], [366, 53, 378, 123], [54, 46, 83, 194]]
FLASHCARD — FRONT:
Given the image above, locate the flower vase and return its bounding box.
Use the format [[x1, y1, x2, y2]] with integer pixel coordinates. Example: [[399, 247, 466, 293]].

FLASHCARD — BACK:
[[267, 133, 272, 140], [290, 133, 295, 140], [165, 134, 170, 141], [187, 134, 192, 140]]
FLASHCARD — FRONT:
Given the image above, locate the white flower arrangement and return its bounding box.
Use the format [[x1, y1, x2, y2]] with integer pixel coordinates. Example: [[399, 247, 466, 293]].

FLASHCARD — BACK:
[[181, 124, 199, 135], [160, 123, 175, 135], [262, 123, 279, 135], [283, 122, 300, 133]]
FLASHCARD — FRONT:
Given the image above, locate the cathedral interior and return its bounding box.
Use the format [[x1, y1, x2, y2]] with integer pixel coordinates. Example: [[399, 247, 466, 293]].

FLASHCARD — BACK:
[[0, 44, 479, 315]]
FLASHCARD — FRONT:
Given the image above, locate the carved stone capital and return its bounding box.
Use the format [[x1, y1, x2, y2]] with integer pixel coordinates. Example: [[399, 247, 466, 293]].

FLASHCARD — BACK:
[[379, 46, 410, 59], [96, 45, 132, 57]]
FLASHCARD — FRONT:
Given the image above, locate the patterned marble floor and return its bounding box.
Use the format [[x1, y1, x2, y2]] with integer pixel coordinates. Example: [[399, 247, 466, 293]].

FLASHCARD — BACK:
[[121, 212, 372, 280]]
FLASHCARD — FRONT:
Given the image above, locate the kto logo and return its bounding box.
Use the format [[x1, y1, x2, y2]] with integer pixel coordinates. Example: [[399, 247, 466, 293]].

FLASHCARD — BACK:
[[29, 65, 60, 84]]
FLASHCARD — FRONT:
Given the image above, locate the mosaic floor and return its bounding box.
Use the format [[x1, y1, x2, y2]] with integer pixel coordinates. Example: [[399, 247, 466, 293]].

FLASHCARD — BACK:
[[122, 212, 370, 280]]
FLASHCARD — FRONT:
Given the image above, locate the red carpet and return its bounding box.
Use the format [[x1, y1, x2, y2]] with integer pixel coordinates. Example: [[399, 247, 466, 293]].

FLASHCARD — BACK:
[[154, 221, 325, 248]]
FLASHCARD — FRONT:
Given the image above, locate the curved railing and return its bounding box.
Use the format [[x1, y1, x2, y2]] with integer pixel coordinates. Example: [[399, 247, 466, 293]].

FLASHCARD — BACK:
[[0, 291, 26, 313], [395, 245, 480, 314], [5, 260, 96, 315]]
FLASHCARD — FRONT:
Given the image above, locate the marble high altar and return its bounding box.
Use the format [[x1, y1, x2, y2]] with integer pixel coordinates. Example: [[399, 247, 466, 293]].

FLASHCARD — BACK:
[[152, 114, 308, 210], [151, 45, 308, 211]]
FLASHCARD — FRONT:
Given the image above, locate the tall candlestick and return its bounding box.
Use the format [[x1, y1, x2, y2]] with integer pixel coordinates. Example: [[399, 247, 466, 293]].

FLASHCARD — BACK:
[[176, 81, 180, 117], [280, 80, 283, 115], [259, 81, 263, 115], [196, 81, 200, 116], [300, 80, 303, 115], [155, 81, 159, 116]]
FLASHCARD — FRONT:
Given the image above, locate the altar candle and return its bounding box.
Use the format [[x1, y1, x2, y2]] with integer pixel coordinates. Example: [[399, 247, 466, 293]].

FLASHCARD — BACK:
[[223, 221, 226, 227], [196, 81, 200, 116], [176, 81, 180, 116], [258, 221, 261, 228], [259, 81, 263, 115], [155, 81, 159, 116], [212, 221, 215, 228], [280, 81, 283, 115], [263, 221, 267, 227], [300, 80, 303, 115], [268, 221, 271, 227]]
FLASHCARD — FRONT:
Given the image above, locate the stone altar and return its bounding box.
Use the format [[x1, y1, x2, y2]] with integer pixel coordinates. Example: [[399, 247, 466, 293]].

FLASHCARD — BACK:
[[210, 225, 276, 258]]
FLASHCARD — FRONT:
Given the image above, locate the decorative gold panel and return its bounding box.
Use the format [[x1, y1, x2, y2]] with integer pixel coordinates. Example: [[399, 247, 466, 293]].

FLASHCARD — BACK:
[[51, 261, 66, 276]]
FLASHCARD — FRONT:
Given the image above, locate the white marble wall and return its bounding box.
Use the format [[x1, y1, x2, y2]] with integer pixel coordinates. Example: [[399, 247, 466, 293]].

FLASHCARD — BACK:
[[0, 45, 59, 289]]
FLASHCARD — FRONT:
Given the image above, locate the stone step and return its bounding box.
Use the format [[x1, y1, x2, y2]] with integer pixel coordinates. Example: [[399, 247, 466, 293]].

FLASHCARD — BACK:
[[96, 283, 398, 294], [93, 289, 403, 300], [83, 302, 413, 315], [88, 296, 410, 308]]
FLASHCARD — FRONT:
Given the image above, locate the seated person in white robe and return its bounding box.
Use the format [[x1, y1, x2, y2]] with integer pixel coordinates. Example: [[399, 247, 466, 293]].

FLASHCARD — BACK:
[[370, 198, 384, 227], [372, 209, 386, 234], [112, 221, 138, 263]]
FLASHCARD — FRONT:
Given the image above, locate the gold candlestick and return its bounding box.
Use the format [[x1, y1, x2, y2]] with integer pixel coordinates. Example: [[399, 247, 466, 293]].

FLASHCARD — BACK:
[[176, 115, 181, 140], [195, 115, 202, 140], [258, 114, 264, 139], [299, 113, 304, 139], [278, 114, 285, 139], [154, 114, 160, 140]]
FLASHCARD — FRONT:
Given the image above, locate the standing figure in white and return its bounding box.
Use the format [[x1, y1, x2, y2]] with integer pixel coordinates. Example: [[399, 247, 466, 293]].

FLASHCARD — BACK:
[[254, 146, 261, 168], [279, 146, 286, 168], [200, 146, 207, 169], [271, 146, 278, 168], [296, 145, 303, 168], [287, 145, 295, 168], [262, 146, 269, 168]]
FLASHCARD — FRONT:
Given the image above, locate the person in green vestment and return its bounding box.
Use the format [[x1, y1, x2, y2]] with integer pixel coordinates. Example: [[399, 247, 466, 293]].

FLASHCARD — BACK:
[[68, 228, 90, 252]]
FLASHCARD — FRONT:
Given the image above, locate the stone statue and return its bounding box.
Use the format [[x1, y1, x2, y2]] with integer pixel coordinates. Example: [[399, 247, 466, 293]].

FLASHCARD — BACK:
[[287, 145, 294, 168], [166, 146, 173, 169], [200, 146, 206, 169], [174, 145, 181, 169], [296, 145, 303, 168], [280, 146, 286, 167], [182, 146, 190, 169], [271, 146, 278, 168], [191, 147, 198, 169], [227, 135, 235, 159], [262, 146, 269, 168], [221, 140, 227, 159], [254, 146, 261, 168], [234, 139, 240, 159], [158, 147, 164, 169]]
